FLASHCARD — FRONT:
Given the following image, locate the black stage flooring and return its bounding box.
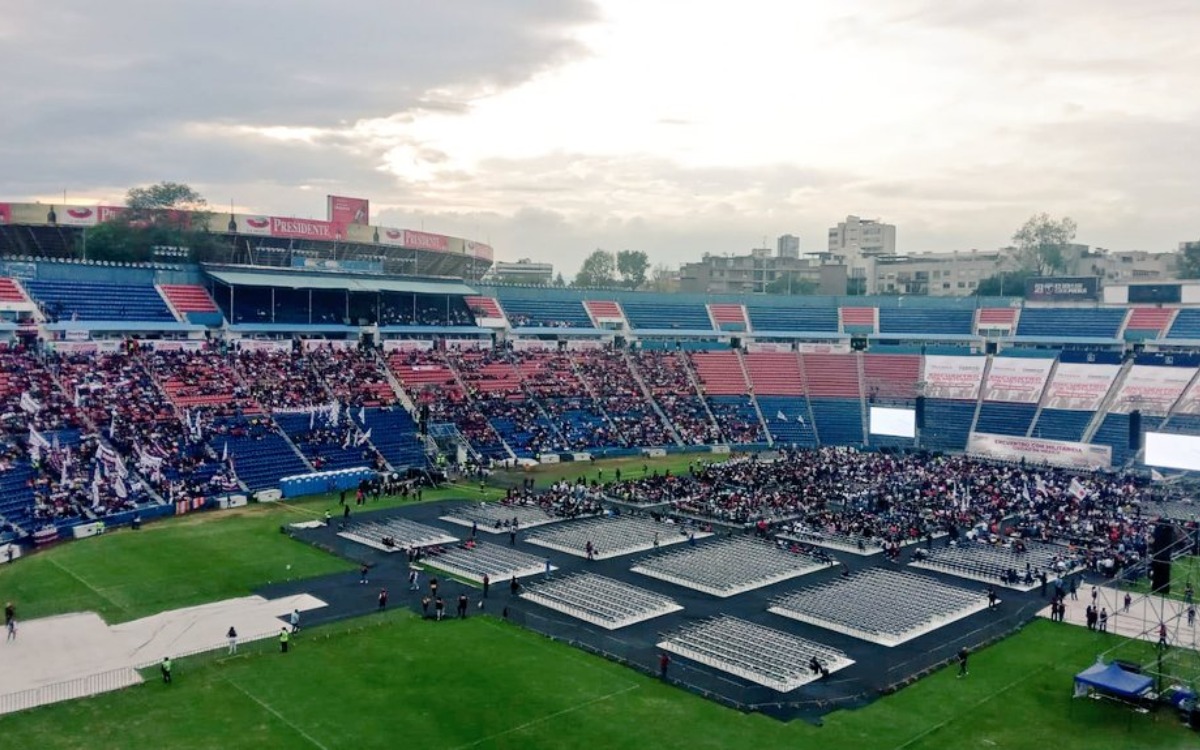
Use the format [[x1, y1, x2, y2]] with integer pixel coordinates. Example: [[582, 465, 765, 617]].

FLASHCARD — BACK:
[[272, 499, 1053, 723]]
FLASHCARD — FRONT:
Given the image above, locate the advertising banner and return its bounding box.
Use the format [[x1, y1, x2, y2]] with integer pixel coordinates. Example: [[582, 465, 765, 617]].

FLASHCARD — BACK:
[[796, 342, 851, 354], [403, 229, 449, 252], [50, 340, 121, 354], [1172, 376, 1200, 415], [235, 339, 292, 353], [379, 228, 406, 246], [967, 432, 1111, 470], [57, 206, 100, 226], [1042, 363, 1121, 411], [98, 205, 127, 223], [383, 339, 435, 352], [301, 339, 356, 351], [746, 342, 793, 353], [270, 217, 341, 241], [149, 340, 206, 352], [444, 339, 489, 351], [327, 195, 369, 226], [465, 240, 494, 261], [238, 215, 273, 236], [1025, 276, 1100, 302], [982, 358, 1055, 403], [921, 355, 988, 400], [510, 339, 555, 352], [1109, 365, 1195, 415], [0, 203, 9, 224], [565, 340, 604, 351]]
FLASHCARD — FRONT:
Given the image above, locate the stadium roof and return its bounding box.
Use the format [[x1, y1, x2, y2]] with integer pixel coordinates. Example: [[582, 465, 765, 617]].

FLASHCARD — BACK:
[[205, 269, 475, 296], [45, 320, 206, 333], [1002, 334, 1123, 345]]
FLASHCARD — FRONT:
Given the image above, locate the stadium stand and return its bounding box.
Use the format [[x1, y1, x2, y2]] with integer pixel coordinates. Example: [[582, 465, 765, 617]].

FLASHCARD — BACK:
[[708, 303, 748, 331], [803, 354, 863, 446], [746, 305, 838, 333], [497, 296, 590, 328], [1016, 308, 1126, 338], [1166, 308, 1200, 339], [840, 307, 876, 333], [1123, 307, 1175, 340], [0, 277, 30, 304], [24, 280, 175, 322], [878, 308, 973, 335], [521, 573, 683, 629], [159, 284, 223, 325], [623, 300, 712, 330]]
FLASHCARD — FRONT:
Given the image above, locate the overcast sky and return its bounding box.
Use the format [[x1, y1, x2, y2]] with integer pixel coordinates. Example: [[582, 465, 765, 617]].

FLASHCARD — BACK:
[[3, 0, 1198, 275]]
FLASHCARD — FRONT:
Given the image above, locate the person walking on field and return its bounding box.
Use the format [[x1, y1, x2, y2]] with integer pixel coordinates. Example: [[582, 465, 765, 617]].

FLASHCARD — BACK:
[[280, 628, 290, 653], [227, 626, 238, 655], [290, 609, 302, 633], [378, 588, 388, 611], [161, 657, 172, 684], [957, 647, 969, 678]]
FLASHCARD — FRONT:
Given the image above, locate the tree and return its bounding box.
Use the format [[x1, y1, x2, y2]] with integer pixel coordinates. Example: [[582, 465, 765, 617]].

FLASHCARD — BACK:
[[553, 272, 566, 287], [1011, 213, 1077, 275], [648, 263, 676, 293], [83, 182, 217, 262], [616, 249, 650, 290], [1179, 241, 1200, 279], [975, 268, 1037, 297], [764, 272, 818, 296], [126, 182, 208, 211], [573, 249, 616, 287]]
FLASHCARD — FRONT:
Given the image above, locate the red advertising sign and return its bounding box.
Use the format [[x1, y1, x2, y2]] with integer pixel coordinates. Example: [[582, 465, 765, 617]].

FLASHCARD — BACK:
[[0, 203, 10, 224], [327, 195, 370, 226], [466, 240, 493, 261], [270, 217, 342, 241], [241, 216, 272, 236], [58, 206, 99, 226], [403, 229, 449, 252]]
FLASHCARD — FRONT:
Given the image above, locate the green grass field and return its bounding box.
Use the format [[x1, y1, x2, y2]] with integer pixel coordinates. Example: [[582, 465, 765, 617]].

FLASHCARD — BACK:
[[1, 456, 1197, 748], [1, 615, 1195, 750], [1127, 556, 1200, 603]]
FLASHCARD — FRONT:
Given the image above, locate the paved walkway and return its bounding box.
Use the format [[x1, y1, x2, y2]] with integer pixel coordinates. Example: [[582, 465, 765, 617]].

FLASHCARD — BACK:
[[1037, 584, 1199, 650]]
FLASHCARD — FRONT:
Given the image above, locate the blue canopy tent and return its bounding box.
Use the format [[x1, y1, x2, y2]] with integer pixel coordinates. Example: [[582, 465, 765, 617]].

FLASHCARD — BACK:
[[1073, 661, 1153, 700]]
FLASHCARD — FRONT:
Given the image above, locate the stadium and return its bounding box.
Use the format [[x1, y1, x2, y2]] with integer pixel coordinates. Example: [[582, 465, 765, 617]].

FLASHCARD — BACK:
[[1, 202, 1200, 749]]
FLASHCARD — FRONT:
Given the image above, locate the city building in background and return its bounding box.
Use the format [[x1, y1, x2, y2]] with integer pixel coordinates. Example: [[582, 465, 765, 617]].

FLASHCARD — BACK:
[[679, 248, 846, 295], [867, 250, 1014, 296], [827, 215, 897, 294], [776, 234, 800, 259], [482, 258, 555, 285]]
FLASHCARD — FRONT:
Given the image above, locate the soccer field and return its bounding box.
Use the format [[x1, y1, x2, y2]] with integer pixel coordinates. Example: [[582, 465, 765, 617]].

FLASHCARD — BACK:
[[0, 614, 1195, 750]]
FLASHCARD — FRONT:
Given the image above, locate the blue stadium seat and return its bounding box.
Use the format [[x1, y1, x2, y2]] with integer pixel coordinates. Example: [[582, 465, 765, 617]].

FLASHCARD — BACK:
[[275, 413, 371, 472], [1166, 309, 1200, 339], [497, 297, 591, 328], [353, 407, 427, 471], [746, 306, 839, 332], [878, 309, 973, 335], [622, 301, 712, 330], [0, 462, 36, 528], [921, 400, 975, 451], [1030, 409, 1093, 441], [757, 396, 817, 447], [1016, 309, 1126, 338], [1091, 413, 1162, 466], [974, 403, 1037, 436], [809, 398, 864, 446], [24, 280, 174, 322]]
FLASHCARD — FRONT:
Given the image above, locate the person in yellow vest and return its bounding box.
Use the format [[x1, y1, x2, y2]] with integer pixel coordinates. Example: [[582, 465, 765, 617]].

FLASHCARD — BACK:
[[279, 627, 290, 653]]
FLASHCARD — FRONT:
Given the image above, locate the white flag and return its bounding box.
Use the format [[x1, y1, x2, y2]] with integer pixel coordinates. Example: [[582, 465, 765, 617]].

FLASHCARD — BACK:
[[222, 442, 229, 463], [776, 410, 788, 422], [1151, 468, 1165, 482], [358, 406, 367, 424], [91, 481, 101, 509], [28, 426, 50, 449], [309, 409, 316, 430], [114, 474, 128, 499], [19, 392, 41, 414], [1069, 477, 1087, 501], [356, 427, 372, 446]]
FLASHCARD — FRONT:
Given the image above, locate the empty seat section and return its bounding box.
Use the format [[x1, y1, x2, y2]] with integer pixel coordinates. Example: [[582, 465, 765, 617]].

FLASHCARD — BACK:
[[747, 306, 838, 332], [708, 304, 747, 331], [758, 396, 817, 447], [275, 413, 370, 472], [1016, 308, 1126, 338], [0, 278, 27, 303], [24, 280, 174, 321], [0, 463, 36, 528], [623, 301, 711, 330], [1091, 413, 1162, 466], [802, 354, 860, 398], [690, 351, 748, 395], [215, 420, 310, 491], [583, 300, 624, 325], [862, 354, 920, 399], [974, 402, 1037, 436], [809, 398, 863, 445], [1167, 309, 1200, 339], [356, 407, 426, 470], [1124, 307, 1174, 338], [841, 307, 876, 333], [160, 284, 223, 325], [464, 296, 504, 320], [921, 400, 975, 451], [977, 308, 1017, 331], [878, 308, 973, 335], [497, 297, 590, 328], [1031, 409, 1093, 441], [708, 395, 766, 444], [743, 352, 804, 395]]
